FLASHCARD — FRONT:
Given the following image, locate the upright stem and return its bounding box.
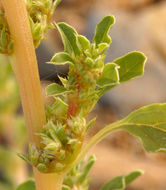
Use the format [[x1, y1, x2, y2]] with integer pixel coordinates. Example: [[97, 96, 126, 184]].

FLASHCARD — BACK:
[[1, 0, 63, 189], [34, 169, 64, 190], [1, 0, 45, 144]]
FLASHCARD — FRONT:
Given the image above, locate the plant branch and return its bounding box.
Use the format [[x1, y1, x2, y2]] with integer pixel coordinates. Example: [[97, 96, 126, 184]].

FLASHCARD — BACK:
[[65, 121, 120, 173]]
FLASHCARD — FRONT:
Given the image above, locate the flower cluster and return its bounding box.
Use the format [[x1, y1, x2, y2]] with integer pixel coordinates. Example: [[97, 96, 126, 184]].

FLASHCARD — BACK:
[[0, 0, 61, 55], [19, 16, 117, 173], [20, 15, 146, 174], [26, 0, 61, 48]]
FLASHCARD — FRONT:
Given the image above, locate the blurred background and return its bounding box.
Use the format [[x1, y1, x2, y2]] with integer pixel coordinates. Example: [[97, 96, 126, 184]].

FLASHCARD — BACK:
[[1, 0, 166, 189]]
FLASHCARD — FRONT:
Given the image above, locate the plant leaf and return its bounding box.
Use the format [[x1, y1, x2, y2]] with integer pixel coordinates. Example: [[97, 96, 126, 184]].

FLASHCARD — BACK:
[[78, 35, 90, 51], [86, 117, 96, 132], [53, 0, 62, 10], [62, 185, 71, 190], [97, 63, 119, 87], [100, 170, 143, 190], [58, 75, 68, 87], [118, 104, 166, 152], [97, 51, 146, 97], [76, 104, 166, 169], [125, 170, 144, 186], [114, 51, 146, 83], [57, 22, 81, 56], [16, 179, 36, 190], [97, 43, 109, 55], [46, 83, 68, 96], [93, 15, 115, 47], [50, 52, 74, 65], [50, 97, 68, 118], [77, 155, 96, 183], [17, 153, 30, 163]]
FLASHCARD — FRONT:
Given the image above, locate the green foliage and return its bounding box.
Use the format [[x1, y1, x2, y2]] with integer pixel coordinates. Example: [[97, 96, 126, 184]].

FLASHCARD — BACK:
[[46, 97, 68, 122], [46, 83, 69, 96], [0, 0, 60, 54], [97, 51, 146, 97], [63, 155, 96, 190], [50, 52, 74, 66], [26, 0, 61, 48], [9, 4, 166, 190], [96, 63, 119, 87], [78, 35, 90, 51], [114, 51, 146, 83], [100, 170, 143, 190], [118, 104, 166, 152], [20, 15, 148, 175], [81, 104, 166, 164], [16, 179, 36, 190], [56, 23, 81, 56], [93, 15, 115, 46]]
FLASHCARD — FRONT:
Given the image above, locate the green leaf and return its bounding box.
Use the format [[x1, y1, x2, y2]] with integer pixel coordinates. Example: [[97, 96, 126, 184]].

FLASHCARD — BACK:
[[56, 125, 67, 145], [96, 51, 146, 97], [78, 35, 90, 51], [50, 52, 74, 65], [50, 97, 68, 118], [16, 179, 35, 190], [100, 170, 143, 190], [85, 57, 94, 67], [77, 155, 96, 183], [58, 75, 68, 87], [17, 153, 30, 163], [57, 22, 81, 56], [114, 51, 146, 83], [46, 83, 68, 96], [125, 170, 143, 186], [62, 185, 71, 190], [97, 63, 119, 87], [81, 104, 166, 159], [53, 0, 62, 9], [93, 15, 115, 47], [97, 43, 109, 55], [118, 104, 166, 152], [86, 117, 96, 132], [1, 28, 8, 47], [63, 155, 95, 190]]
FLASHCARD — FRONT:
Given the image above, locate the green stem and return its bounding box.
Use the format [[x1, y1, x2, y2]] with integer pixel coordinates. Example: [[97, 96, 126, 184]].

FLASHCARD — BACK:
[[65, 121, 120, 172]]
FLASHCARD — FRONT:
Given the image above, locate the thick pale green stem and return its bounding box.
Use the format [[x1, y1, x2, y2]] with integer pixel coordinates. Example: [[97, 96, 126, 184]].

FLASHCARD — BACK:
[[34, 169, 64, 190], [1, 0, 63, 189], [1, 0, 45, 144]]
